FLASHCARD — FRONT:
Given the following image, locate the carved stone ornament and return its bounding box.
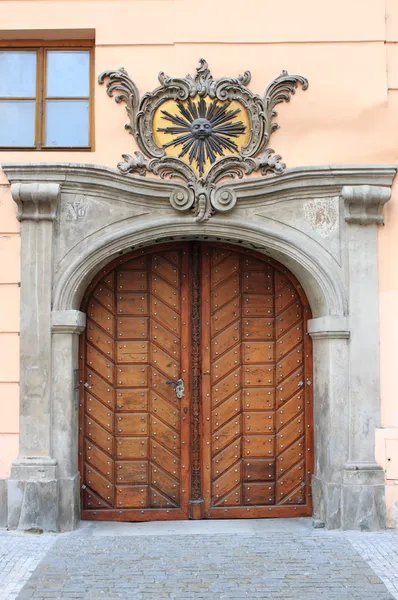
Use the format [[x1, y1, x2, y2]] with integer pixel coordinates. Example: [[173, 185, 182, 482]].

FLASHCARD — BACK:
[[99, 59, 308, 222]]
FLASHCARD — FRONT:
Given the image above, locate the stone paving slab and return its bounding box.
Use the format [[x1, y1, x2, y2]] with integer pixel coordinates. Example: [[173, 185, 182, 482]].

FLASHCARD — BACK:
[[10, 520, 397, 600]]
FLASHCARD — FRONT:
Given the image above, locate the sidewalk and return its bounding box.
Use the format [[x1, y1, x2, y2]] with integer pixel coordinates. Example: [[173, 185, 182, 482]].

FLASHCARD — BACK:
[[0, 519, 397, 600]]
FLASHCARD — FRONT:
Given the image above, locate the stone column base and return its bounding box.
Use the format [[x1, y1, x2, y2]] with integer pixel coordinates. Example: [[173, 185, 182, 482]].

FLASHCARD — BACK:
[[312, 465, 386, 530], [6, 458, 80, 532], [58, 474, 80, 531]]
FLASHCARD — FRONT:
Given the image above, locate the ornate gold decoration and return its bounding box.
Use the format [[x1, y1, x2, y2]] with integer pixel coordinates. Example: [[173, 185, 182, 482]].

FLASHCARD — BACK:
[[99, 59, 308, 222]]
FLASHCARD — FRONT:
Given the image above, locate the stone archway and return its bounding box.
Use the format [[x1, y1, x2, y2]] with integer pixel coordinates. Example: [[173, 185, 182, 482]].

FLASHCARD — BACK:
[[2, 161, 396, 530]]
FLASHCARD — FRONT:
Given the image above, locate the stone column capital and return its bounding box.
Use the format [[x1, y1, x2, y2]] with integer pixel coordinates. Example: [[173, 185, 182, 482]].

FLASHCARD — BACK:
[[11, 182, 61, 222], [342, 184, 391, 225], [52, 310, 86, 334], [308, 316, 350, 340]]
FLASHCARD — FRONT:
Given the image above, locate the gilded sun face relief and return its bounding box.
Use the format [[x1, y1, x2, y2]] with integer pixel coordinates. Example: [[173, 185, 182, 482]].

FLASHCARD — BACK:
[[154, 98, 249, 177], [99, 59, 308, 222]]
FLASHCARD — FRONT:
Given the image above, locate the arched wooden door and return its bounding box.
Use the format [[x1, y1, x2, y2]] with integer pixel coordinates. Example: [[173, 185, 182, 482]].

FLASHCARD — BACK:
[[79, 242, 313, 521]]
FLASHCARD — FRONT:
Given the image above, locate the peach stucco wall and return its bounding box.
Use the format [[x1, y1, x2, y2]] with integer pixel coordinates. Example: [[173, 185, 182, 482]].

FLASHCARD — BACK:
[[1, 0, 398, 523]]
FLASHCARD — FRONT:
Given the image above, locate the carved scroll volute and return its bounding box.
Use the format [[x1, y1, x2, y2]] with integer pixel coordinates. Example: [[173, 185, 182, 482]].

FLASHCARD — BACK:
[[99, 59, 308, 222]]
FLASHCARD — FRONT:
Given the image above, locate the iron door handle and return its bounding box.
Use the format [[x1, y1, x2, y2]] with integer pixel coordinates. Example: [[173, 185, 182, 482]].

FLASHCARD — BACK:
[[166, 378, 185, 399]]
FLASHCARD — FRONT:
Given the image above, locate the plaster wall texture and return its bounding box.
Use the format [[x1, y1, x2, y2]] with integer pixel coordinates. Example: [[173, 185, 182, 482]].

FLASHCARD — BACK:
[[0, 0, 398, 525]]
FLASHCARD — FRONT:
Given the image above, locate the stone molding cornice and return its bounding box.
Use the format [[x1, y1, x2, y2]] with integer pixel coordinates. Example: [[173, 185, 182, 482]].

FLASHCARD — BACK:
[[342, 184, 392, 225], [2, 163, 396, 214], [10, 182, 60, 222], [52, 310, 86, 334]]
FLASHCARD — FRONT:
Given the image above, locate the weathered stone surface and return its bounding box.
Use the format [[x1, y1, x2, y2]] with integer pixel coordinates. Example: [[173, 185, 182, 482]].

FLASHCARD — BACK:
[[0, 479, 7, 527], [8, 479, 58, 532]]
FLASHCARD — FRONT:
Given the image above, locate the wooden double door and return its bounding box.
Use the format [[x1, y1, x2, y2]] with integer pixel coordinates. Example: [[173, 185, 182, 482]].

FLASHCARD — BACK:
[[80, 242, 313, 521]]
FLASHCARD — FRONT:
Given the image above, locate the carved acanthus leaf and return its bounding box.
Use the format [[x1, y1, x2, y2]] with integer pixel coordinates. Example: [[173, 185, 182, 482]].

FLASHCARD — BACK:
[[98, 67, 140, 136], [263, 70, 309, 143]]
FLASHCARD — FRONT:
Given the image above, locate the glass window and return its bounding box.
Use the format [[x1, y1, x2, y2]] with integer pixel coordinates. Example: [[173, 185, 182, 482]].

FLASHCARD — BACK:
[[0, 45, 92, 149], [45, 100, 89, 147]]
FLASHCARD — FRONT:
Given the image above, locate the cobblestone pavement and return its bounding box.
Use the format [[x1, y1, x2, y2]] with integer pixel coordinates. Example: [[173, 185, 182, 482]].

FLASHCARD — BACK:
[[348, 532, 398, 599], [0, 531, 56, 600], [0, 519, 397, 600]]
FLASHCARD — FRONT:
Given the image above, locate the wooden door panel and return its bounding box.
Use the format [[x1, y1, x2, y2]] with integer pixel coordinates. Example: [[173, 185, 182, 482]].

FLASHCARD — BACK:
[[150, 345, 179, 379], [116, 437, 149, 460], [85, 464, 114, 505], [117, 269, 148, 291], [116, 341, 148, 363], [93, 282, 114, 313], [86, 346, 114, 384], [243, 435, 275, 458], [85, 416, 114, 455], [211, 277, 240, 311], [212, 348, 241, 383], [202, 244, 313, 519], [85, 394, 114, 433], [117, 292, 148, 315], [244, 412, 275, 434], [150, 416, 180, 453], [243, 458, 275, 482], [243, 294, 273, 316], [150, 464, 179, 503], [212, 415, 242, 454], [116, 389, 149, 411], [243, 270, 273, 293], [212, 369, 241, 406], [83, 488, 111, 509], [212, 441, 240, 476], [212, 392, 241, 431], [150, 440, 180, 478], [81, 245, 190, 521], [86, 368, 115, 408], [242, 317, 274, 340], [211, 322, 241, 361], [243, 388, 275, 410], [213, 463, 242, 504], [150, 297, 181, 333], [243, 365, 274, 387], [150, 393, 180, 430], [117, 317, 149, 340], [151, 273, 180, 311], [211, 297, 240, 334], [87, 322, 114, 359], [244, 483, 275, 505], [81, 242, 313, 521], [85, 441, 114, 479], [116, 461, 148, 484], [87, 301, 115, 336], [116, 486, 148, 508], [152, 255, 180, 287], [150, 321, 180, 359], [243, 342, 274, 364]]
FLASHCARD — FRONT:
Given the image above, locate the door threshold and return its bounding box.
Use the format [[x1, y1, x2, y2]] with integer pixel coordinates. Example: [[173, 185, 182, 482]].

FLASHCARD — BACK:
[[79, 517, 314, 537]]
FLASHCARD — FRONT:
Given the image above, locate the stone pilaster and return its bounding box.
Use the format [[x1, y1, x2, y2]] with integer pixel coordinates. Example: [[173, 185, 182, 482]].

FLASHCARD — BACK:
[[340, 185, 390, 529], [7, 183, 60, 531], [52, 310, 86, 530], [308, 317, 350, 529]]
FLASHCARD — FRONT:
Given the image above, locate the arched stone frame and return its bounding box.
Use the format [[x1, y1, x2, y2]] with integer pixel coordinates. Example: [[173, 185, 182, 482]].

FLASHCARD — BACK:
[[1, 162, 396, 531]]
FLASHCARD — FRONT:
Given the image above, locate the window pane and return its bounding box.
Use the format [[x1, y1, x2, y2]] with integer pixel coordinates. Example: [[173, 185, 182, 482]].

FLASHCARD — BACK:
[[45, 100, 89, 146], [0, 51, 36, 97], [46, 51, 90, 97], [0, 100, 35, 146]]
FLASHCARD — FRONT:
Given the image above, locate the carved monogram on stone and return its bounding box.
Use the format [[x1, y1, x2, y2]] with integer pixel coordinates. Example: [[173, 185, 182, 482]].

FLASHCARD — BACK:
[[99, 59, 308, 222]]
